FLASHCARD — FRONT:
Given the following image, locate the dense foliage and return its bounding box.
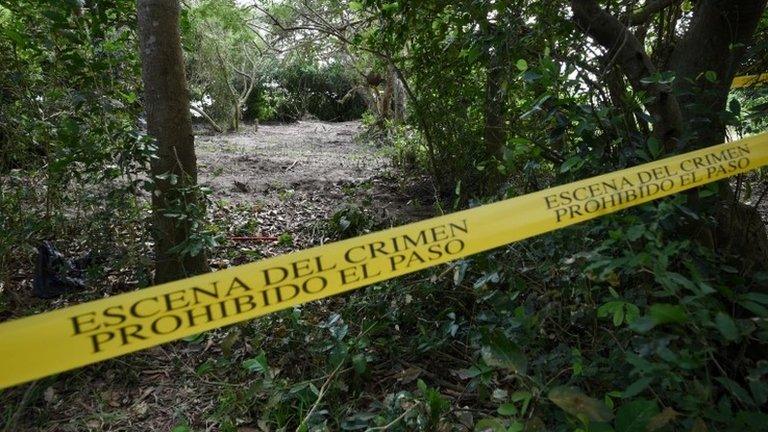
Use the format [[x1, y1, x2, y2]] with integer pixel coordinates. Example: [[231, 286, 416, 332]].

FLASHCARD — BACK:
[[0, 0, 153, 285], [2, 0, 768, 431], [182, 0, 366, 128], [244, 60, 367, 122]]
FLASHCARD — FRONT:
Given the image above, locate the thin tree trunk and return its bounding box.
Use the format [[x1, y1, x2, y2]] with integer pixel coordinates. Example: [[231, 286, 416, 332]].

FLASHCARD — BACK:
[[381, 71, 394, 121], [389, 64, 406, 122], [481, 41, 508, 195], [137, 0, 209, 283]]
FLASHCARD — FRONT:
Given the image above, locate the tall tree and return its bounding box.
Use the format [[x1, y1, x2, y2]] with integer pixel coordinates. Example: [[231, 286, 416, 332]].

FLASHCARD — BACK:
[[137, 0, 209, 283], [571, 0, 768, 266]]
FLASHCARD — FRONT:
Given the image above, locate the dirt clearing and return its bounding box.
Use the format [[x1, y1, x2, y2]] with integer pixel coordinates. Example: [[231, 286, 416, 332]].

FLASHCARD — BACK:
[[196, 121, 435, 250]]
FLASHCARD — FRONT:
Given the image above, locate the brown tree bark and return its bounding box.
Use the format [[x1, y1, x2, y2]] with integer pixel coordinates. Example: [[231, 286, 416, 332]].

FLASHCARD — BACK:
[[482, 44, 508, 195], [668, 0, 768, 267], [571, 0, 684, 150], [137, 0, 209, 283], [483, 50, 507, 159]]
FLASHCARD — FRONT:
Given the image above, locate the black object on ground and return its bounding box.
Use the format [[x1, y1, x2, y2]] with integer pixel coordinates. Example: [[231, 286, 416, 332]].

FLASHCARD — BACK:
[[32, 241, 90, 299]]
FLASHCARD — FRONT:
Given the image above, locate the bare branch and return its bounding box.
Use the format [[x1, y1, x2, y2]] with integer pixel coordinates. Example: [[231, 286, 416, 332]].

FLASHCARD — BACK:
[[626, 0, 682, 26], [190, 106, 224, 133]]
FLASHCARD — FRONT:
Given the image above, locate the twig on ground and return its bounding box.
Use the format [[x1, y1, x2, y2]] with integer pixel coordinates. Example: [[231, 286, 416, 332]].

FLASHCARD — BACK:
[[285, 161, 300, 172], [229, 236, 279, 243], [365, 402, 420, 431], [295, 360, 346, 432]]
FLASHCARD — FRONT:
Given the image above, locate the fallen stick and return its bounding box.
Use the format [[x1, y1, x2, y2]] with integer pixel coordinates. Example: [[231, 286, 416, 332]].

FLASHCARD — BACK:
[[284, 160, 299, 172], [229, 236, 279, 242]]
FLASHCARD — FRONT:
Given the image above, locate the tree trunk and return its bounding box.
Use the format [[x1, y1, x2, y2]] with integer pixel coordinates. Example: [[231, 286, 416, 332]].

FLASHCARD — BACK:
[[669, 0, 766, 148], [571, 0, 684, 150], [380, 73, 394, 121], [481, 43, 508, 195], [667, 0, 768, 268], [389, 64, 406, 122], [571, 0, 768, 268], [137, 0, 209, 283]]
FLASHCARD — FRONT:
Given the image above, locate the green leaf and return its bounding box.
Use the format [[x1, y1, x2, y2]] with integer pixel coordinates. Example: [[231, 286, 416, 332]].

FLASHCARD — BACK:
[[511, 391, 532, 415], [647, 137, 662, 158], [349, 1, 364, 11], [2, 28, 25, 46], [646, 407, 679, 431], [749, 379, 768, 406], [481, 330, 528, 374], [352, 354, 367, 374], [497, 403, 518, 416], [615, 400, 659, 432], [474, 418, 506, 432], [622, 377, 652, 399], [182, 333, 205, 343], [714, 312, 739, 341], [242, 352, 269, 374], [560, 156, 583, 173], [716, 377, 755, 406], [729, 98, 742, 116], [548, 386, 614, 422], [629, 316, 657, 333], [649, 304, 688, 325], [743, 293, 768, 305], [516, 59, 529, 71], [381, 2, 400, 13]]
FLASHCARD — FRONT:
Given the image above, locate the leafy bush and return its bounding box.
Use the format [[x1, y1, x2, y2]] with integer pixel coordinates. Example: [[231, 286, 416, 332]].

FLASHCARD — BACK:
[[244, 60, 367, 123], [0, 0, 152, 280]]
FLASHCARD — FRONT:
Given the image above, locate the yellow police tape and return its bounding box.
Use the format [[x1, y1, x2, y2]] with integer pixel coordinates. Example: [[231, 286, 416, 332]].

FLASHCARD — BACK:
[[732, 73, 768, 89], [1, 132, 767, 390]]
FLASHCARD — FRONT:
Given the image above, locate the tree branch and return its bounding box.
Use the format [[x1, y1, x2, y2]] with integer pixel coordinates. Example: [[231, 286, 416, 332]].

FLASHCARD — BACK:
[[626, 0, 681, 26], [571, 0, 683, 149], [190, 106, 224, 133]]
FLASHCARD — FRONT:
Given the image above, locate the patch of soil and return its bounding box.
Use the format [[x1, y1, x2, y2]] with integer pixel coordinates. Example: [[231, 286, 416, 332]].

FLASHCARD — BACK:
[[197, 121, 436, 237]]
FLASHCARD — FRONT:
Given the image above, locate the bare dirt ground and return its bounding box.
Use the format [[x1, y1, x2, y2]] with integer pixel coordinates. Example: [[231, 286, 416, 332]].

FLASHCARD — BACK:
[[1, 121, 437, 432], [196, 121, 435, 253]]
